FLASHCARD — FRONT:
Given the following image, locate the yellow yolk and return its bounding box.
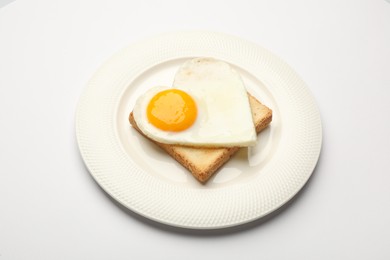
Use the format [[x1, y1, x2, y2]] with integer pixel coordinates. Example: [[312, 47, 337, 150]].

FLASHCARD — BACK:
[[147, 89, 197, 132]]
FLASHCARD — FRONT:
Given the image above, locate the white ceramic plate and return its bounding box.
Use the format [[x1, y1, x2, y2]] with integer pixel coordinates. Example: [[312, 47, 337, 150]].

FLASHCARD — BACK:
[[76, 31, 322, 229]]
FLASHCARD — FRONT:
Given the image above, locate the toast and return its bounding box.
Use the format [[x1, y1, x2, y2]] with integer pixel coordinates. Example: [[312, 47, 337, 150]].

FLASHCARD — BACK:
[[129, 94, 272, 183]]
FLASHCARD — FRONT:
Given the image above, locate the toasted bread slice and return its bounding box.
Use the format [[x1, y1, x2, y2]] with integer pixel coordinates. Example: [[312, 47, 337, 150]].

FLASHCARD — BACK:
[[129, 94, 272, 183]]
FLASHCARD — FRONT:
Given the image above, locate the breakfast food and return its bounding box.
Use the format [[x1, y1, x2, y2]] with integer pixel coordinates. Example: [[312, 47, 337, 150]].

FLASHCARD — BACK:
[[130, 57, 272, 183], [129, 94, 272, 183], [132, 58, 257, 147]]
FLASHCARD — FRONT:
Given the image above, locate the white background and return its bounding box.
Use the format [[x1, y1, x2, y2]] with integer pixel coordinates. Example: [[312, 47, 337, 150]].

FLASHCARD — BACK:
[[1, 0, 389, 259]]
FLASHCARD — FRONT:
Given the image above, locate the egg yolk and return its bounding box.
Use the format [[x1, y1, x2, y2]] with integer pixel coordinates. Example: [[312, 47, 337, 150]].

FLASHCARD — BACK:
[[147, 89, 197, 132]]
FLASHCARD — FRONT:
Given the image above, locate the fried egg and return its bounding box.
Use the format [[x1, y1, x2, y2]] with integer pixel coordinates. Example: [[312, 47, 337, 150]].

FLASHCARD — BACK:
[[132, 58, 256, 147]]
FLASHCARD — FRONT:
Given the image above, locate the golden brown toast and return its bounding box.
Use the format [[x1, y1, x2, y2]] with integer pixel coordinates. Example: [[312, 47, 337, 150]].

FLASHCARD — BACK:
[[129, 94, 272, 183]]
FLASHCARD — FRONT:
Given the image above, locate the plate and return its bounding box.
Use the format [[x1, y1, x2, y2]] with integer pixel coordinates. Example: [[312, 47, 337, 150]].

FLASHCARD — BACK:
[[76, 31, 322, 229]]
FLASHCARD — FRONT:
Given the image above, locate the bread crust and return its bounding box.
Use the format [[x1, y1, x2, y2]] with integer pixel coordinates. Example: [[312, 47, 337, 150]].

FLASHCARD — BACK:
[[129, 94, 272, 183]]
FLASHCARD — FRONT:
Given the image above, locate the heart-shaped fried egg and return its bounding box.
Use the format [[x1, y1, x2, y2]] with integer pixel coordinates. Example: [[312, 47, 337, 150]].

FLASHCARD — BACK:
[[132, 58, 256, 147]]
